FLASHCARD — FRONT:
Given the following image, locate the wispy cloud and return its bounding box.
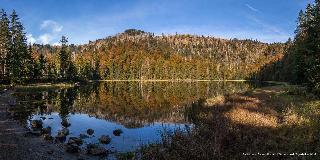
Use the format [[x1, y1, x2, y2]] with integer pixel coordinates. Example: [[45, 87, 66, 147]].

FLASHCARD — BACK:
[[40, 20, 63, 33], [26, 34, 36, 44], [245, 4, 259, 12], [248, 16, 284, 35], [38, 33, 52, 44], [26, 20, 63, 44]]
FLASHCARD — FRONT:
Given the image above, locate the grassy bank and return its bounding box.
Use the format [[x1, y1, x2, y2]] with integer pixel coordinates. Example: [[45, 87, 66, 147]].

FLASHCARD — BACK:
[[96, 79, 250, 82], [137, 84, 320, 160]]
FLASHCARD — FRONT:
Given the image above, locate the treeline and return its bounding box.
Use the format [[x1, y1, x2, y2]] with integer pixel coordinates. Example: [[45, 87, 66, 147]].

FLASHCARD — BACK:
[[1, 9, 290, 84], [257, 0, 320, 94], [30, 31, 288, 82], [0, 9, 87, 83]]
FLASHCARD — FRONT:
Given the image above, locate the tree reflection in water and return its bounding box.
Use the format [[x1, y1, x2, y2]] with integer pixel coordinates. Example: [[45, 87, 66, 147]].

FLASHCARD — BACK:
[[10, 81, 254, 152]]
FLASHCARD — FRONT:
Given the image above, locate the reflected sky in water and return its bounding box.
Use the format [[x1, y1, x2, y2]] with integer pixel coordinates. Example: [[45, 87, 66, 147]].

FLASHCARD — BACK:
[[12, 81, 254, 154]]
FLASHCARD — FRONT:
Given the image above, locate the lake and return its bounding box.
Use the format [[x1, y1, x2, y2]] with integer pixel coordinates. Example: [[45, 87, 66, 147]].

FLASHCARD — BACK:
[[11, 81, 257, 156]]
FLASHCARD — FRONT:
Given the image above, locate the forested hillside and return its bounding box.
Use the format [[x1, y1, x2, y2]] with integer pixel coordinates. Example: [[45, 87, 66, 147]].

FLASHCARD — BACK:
[[28, 29, 288, 82], [0, 8, 302, 84]]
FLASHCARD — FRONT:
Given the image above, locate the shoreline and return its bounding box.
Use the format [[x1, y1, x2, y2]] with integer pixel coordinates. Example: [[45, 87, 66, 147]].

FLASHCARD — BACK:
[[139, 84, 319, 159], [0, 89, 93, 160], [95, 79, 250, 82]]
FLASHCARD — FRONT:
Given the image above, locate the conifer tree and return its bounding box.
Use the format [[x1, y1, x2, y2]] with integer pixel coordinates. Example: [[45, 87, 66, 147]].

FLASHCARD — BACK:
[[59, 36, 69, 79], [0, 9, 11, 78], [7, 10, 30, 81]]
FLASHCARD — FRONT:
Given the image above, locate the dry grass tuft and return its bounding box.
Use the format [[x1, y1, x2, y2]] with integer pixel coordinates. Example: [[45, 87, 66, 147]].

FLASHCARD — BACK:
[[205, 95, 225, 106], [140, 85, 320, 160]]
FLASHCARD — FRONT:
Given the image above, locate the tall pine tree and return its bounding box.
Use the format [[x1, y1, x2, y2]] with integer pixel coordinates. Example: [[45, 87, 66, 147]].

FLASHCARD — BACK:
[[7, 10, 31, 81], [0, 9, 11, 78]]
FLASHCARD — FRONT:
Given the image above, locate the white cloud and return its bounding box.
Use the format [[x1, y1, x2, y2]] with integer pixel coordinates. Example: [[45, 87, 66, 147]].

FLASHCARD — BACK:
[[52, 42, 61, 46], [30, 20, 64, 44], [40, 20, 63, 33], [26, 34, 36, 44], [245, 4, 259, 12], [38, 33, 52, 44]]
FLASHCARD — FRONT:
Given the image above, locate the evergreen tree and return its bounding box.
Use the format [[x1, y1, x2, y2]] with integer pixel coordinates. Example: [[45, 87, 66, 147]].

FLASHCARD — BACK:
[[33, 51, 46, 79], [26, 44, 35, 78], [38, 53, 46, 77], [7, 10, 30, 82], [59, 36, 76, 80], [59, 36, 70, 79], [0, 9, 11, 78], [291, 1, 320, 93]]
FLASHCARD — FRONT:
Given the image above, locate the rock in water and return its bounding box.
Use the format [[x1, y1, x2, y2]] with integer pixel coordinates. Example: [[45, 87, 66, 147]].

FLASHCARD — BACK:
[[41, 126, 52, 135], [59, 128, 69, 136], [55, 128, 69, 142], [79, 133, 89, 139], [61, 119, 71, 127], [87, 129, 94, 135], [31, 120, 43, 129], [68, 137, 83, 146], [113, 129, 123, 136], [99, 135, 111, 144]]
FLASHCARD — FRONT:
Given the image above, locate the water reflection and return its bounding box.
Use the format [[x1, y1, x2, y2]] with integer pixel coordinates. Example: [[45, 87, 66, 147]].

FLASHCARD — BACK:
[[11, 81, 254, 153]]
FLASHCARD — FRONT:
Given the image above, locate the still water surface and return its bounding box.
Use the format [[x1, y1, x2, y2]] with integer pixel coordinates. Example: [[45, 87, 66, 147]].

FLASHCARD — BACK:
[[12, 81, 255, 154]]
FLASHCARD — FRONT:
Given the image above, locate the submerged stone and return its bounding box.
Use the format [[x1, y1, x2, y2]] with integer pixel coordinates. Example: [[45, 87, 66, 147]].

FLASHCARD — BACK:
[[79, 133, 89, 139], [99, 135, 111, 144]]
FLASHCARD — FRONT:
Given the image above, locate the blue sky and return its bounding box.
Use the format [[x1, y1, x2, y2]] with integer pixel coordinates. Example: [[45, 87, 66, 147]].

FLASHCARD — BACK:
[[0, 0, 312, 44]]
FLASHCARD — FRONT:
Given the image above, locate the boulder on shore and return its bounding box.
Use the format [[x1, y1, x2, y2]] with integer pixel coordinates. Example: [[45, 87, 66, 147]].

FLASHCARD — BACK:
[[87, 144, 108, 156], [64, 143, 79, 153], [55, 134, 66, 143], [43, 134, 54, 141]]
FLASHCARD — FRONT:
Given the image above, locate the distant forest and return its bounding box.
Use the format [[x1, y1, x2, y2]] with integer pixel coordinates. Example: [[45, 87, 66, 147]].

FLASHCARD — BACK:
[[0, 1, 320, 93]]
